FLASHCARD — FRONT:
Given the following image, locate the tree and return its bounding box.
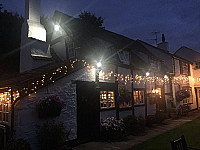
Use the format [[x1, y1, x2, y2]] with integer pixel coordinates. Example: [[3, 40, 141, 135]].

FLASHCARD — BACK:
[[0, 4, 24, 76], [0, 4, 3, 12], [78, 11, 104, 28]]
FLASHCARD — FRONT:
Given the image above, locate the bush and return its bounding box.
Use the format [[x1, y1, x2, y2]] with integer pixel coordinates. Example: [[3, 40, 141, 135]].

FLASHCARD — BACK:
[[146, 115, 155, 127], [37, 96, 66, 118], [6, 139, 31, 150], [155, 112, 167, 124], [123, 115, 145, 135], [101, 117, 125, 142], [38, 121, 67, 150]]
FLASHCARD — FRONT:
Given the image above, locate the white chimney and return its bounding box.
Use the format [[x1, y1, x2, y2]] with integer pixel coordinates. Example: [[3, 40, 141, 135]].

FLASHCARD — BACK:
[[25, 0, 46, 42]]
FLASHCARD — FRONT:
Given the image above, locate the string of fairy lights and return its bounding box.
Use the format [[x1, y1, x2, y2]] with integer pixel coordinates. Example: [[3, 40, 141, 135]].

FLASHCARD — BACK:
[[1, 59, 200, 109]]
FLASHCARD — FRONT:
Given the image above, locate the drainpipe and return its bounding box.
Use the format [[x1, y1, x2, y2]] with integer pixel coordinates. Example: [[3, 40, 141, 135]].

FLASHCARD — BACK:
[[10, 87, 14, 138]]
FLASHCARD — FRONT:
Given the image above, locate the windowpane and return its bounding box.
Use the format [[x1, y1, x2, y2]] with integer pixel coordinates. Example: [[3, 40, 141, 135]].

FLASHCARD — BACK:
[[108, 91, 115, 108], [100, 91, 115, 109], [134, 90, 144, 105], [0, 112, 2, 121], [100, 91, 107, 108]]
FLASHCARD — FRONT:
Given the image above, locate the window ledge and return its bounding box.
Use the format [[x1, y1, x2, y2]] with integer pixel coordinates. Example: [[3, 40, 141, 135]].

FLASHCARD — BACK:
[[119, 107, 132, 111], [100, 107, 115, 111], [134, 104, 145, 107]]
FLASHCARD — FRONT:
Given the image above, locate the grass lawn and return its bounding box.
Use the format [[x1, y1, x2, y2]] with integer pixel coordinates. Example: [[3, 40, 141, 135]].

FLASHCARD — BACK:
[[128, 117, 200, 150]]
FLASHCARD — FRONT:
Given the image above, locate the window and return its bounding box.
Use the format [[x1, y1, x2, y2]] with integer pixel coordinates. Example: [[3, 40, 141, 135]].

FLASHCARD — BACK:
[[100, 91, 115, 109], [68, 43, 75, 59], [182, 87, 193, 104], [149, 59, 161, 71], [0, 93, 9, 123], [118, 51, 130, 65], [133, 90, 144, 105], [180, 61, 190, 76], [119, 92, 132, 108], [193, 62, 200, 69]]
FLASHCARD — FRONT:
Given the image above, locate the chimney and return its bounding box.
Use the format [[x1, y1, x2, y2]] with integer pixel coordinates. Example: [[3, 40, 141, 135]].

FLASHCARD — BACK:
[[157, 34, 169, 52]]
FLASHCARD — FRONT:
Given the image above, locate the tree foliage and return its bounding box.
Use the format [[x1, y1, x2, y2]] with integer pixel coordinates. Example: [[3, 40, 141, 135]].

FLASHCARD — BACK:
[[79, 11, 104, 28], [0, 4, 24, 76]]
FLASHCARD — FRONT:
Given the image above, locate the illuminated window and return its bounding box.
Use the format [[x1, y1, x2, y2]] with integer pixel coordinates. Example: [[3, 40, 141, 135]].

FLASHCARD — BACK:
[[133, 90, 144, 105], [0, 92, 10, 123], [0, 89, 19, 123], [100, 91, 115, 109]]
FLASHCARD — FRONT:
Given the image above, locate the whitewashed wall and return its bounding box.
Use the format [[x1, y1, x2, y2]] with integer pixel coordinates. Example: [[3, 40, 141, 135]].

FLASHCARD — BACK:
[[14, 67, 95, 150]]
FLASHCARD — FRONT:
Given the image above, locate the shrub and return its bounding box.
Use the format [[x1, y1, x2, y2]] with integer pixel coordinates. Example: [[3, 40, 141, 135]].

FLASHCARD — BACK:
[[155, 112, 167, 124], [37, 96, 66, 118], [101, 117, 125, 142], [146, 115, 155, 127], [175, 90, 190, 101], [38, 121, 66, 150], [123, 115, 145, 135], [6, 139, 31, 150]]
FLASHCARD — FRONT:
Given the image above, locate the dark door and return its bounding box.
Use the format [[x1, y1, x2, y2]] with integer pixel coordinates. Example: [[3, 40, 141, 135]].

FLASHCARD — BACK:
[[0, 126, 6, 150], [77, 81, 100, 142]]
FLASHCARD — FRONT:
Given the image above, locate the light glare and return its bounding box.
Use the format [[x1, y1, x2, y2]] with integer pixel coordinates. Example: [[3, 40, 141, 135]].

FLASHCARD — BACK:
[[97, 62, 102, 68], [54, 25, 60, 31]]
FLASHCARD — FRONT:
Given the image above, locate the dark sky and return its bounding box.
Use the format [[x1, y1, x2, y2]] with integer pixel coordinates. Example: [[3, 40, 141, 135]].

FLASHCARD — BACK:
[[1, 0, 200, 53]]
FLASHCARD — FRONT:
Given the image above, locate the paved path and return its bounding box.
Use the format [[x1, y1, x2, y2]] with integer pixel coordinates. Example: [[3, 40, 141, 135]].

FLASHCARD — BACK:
[[73, 110, 200, 150]]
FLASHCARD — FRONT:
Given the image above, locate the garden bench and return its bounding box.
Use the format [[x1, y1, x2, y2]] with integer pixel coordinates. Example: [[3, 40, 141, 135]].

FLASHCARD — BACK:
[[170, 135, 200, 150]]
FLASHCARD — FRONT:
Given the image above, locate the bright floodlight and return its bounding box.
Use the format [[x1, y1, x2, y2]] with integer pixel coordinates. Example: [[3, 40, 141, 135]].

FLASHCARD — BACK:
[[97, 62, 102, 68], [54, 24, 60, 31], [146, 72, 150, 76], [164, 75, 168, 79]]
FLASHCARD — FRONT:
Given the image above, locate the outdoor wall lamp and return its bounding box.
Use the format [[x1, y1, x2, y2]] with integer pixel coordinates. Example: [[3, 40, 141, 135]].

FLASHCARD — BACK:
[[96, 62, 102, 68], [164, 75, 168, 79], [146, 72, 150, 77], [54, 24, 60, 31]]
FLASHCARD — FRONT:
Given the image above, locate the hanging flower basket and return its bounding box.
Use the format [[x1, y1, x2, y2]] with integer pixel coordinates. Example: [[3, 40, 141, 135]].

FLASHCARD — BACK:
[[37, 96, 66, 119], [117, 86, 131, 103], [175, 90, 190, 101]]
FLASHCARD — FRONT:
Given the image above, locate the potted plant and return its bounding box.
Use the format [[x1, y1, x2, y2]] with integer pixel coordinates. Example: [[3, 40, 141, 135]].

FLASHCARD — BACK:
[[117, 86, 131, 104], [37, 121, 71, 150], [169, 107, 177, 119], [37, 96, 66, 119], [167, 96, 174, 103], [175, 90, 190, 101]]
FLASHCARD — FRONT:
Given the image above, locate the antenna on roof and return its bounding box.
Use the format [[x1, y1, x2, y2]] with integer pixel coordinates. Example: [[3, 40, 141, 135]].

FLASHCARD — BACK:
[[152, 31, 160, 44]]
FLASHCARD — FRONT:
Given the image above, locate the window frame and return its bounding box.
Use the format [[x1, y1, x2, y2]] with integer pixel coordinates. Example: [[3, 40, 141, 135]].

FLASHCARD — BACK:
[[133, 89, 145, 105], [100, 90, 115, 109], [180, 60, 190, 76]]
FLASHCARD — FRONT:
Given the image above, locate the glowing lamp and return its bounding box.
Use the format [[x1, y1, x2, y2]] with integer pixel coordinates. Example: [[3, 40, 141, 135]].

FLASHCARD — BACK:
[[164, 75, 168, 79], [97, 62, 102, 68], [146, 72, 150, 76], [54, 25, 60, 31]]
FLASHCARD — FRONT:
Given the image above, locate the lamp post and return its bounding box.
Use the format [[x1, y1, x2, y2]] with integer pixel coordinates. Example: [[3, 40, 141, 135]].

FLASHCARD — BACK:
[[145, 72, 149, 118], [95, 62, 102, 83]]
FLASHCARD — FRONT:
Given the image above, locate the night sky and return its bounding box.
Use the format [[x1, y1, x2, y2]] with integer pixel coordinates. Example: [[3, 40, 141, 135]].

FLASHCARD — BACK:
[[1, 0, 200, 53]]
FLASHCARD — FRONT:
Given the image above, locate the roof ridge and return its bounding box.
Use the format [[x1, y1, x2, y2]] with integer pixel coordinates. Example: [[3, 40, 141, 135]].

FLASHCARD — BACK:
[[137, 39, 173, 56]]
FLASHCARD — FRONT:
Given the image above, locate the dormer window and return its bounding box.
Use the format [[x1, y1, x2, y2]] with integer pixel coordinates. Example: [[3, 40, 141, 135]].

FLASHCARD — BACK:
[[68, 43, 75, 59], [118, 51, 130, 65], [180, 61, 190, 76], [149, 59, 161, 71], [193, 62, 200, 69]]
